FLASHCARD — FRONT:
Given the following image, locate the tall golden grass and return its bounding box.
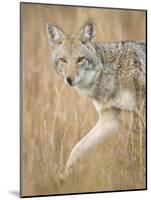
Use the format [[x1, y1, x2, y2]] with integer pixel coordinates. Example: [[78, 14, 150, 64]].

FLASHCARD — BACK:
[[21, 3, 146, 196]]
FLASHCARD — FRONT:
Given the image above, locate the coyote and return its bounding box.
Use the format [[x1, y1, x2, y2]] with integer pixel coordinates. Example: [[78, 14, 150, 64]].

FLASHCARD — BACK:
[[46, 18, 146, 178]]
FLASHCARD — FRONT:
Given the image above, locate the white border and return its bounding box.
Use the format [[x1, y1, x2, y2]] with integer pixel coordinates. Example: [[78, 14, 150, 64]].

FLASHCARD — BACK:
[[0, 0, 150, 199]]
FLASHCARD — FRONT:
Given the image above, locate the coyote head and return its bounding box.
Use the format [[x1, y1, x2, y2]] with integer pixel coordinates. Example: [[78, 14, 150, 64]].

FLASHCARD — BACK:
[[46, 18, 101, 89]]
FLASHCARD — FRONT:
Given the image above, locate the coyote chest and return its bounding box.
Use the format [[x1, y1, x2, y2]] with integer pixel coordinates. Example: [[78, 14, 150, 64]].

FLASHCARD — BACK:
[[93, 89, 136, 113]]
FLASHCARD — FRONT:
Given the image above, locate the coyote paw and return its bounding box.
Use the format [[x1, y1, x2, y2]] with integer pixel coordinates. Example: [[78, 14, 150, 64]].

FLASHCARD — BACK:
[[58, 169, 69, 184], [58, 173, 65, 184]]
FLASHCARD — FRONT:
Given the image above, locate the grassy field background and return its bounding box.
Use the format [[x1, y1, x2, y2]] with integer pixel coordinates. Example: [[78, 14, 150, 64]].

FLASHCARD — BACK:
[[21, 3, 146, 196]]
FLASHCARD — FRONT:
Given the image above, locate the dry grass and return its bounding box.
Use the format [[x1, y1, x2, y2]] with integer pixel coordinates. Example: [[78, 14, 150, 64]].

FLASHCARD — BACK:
[[21, 3, 146, 196]]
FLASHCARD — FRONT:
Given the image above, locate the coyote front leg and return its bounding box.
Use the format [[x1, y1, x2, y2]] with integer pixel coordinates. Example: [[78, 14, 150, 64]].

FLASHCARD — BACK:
[[63, 109, 120, 178]]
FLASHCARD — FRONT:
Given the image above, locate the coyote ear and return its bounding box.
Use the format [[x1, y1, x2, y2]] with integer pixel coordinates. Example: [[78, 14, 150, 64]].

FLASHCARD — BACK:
[[79, 18, 95, 43], [46, 22, 64, 44]]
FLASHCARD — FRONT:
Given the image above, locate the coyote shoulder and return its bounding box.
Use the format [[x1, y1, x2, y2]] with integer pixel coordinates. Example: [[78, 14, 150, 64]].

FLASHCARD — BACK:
[[46, 18, 146, 177]]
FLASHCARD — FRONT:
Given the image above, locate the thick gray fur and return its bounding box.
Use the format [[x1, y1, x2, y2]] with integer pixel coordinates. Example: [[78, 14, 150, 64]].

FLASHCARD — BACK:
[[46, 18, 146, 179]]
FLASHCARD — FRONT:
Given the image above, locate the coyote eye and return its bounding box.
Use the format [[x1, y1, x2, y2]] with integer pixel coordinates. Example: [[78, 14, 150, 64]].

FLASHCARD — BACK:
[[60, 57, 67, 64], [77, 57, 85, 63]]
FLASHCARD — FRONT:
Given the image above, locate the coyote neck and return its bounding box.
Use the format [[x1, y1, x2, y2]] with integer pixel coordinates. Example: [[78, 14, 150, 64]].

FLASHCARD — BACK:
[[96, 43, 119, 67], [79, 45, 118, 103]]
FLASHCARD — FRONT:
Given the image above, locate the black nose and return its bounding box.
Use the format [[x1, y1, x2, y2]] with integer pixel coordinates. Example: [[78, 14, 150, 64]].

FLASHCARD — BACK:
[[66, 76, 73, 86]]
